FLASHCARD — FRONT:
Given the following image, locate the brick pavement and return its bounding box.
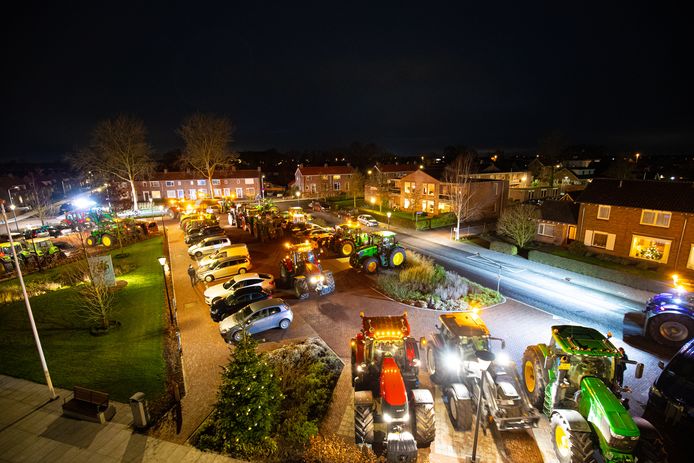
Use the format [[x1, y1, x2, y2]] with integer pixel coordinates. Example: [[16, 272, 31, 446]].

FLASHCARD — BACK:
[[0, 375, 243, 463]]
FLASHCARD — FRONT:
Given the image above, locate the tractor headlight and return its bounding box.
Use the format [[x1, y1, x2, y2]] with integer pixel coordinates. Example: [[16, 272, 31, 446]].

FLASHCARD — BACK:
[[444, 352, 460, 372], [357, 363, 365, 373], [495, 352, 512, 366], [412, 359, 420, 367], [309, 276, 318, 284], [607, 427, 639, 452], [383, 413, 392, 423]]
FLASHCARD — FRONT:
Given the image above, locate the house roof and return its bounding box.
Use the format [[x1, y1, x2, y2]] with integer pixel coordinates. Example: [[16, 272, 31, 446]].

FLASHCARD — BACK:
[[539, 200, 580, 224], [579, 178, 694, 213], [152, 170, 260, 181], [297, 165, 354, 176], [375, 163, 417, 173]]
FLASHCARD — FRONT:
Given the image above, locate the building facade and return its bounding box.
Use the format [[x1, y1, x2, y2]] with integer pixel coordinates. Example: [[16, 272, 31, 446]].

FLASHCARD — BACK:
[[535, 199, 579, 246], [577, 179, 694, 275], [294, 165, 355, 197]]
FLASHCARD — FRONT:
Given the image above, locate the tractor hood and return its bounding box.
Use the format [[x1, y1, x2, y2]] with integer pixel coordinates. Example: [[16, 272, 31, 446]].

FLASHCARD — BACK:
[[580, 376, 639, 439], [380, 357, 407, 407], [304, 261, 322, 275]]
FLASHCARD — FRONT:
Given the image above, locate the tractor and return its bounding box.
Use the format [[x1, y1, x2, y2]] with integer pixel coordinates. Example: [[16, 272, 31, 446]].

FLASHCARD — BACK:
[[351, 312, 435, 462], [349, 231, 406, 274], [278, 241, 335, 300], [522, 325, 667, 463], [329, 222, 371, 257], [1, 241, 35, 270], [25, 237, 65, 264], [426, 312, 540, 432]]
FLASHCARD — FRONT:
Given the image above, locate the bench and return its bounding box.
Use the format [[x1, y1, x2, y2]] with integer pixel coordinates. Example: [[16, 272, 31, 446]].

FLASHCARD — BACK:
[[62, 386, 116, 424]]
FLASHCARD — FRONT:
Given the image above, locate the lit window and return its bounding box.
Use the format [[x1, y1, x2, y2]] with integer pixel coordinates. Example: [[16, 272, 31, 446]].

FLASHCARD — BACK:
[[688, 245, 694, 270], [597, 205, 610, 220], [537, 223, 555, 237], [592, 232, 609, 248], [640, 209, 671, 228], [629, 235, 672, 264]]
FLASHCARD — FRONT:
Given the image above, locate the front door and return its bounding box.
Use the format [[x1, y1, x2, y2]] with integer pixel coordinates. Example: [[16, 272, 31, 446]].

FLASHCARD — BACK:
[[567, 225, 576, 242]]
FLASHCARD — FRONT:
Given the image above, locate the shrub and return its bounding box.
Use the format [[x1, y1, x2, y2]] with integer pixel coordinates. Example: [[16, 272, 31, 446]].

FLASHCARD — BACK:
[[567, 241, 588, 256], [490, 241, 518, 255], [304, 435, 384, 463], [433, 271, 469, 301]]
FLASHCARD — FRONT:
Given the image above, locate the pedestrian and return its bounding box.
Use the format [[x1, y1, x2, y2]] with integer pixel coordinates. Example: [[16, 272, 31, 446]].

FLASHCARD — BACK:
[[187, 264, 197, 286], [616, 347, 628, 386]]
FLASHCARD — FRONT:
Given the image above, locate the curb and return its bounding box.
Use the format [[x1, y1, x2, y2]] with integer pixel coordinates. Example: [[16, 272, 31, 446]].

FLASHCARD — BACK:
[[369, 285, 507, 313]]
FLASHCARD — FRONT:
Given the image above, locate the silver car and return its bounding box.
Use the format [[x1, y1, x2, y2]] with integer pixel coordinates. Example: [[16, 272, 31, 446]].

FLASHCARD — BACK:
[[197, 255, 252, 282], [188, 236, 231, 258], [219, 298, 293, 343]]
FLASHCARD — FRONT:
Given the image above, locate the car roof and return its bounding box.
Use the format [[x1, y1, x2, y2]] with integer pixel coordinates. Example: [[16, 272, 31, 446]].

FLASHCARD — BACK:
[[200, 235, 228, 244], [232, 272, 260, 282], [231, 286, 266, 297], [247, 298, 286, 312], [218, 255, 249, 263]]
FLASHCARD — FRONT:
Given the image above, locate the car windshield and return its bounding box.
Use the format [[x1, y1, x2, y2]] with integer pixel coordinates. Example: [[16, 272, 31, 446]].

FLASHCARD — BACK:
[[240, 306, 254, 319], [222, 279, 235, 289]]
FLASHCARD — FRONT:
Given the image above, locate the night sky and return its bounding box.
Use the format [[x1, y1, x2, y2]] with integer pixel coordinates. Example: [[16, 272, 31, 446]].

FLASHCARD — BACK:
[[2, 2, 690, 161]]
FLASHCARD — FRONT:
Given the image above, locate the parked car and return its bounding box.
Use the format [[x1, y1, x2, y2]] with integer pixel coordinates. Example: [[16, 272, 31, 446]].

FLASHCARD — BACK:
[[197, 255, 252, 282], [646, 338, 694, 431], [184, 219, 218, 234], [293, 227, 334, 242], [357, 214, 379, 227], [644, 290, 694, 346], [184, 226, 225, 245], [188, 236, 231, 258], [204, 272, 275, 305], [210, 286, 271, 322], [23, 227, 50, 239], [198, 244, 250, 267], [219, 298, 293, 342], [59, 203, 74, 214]]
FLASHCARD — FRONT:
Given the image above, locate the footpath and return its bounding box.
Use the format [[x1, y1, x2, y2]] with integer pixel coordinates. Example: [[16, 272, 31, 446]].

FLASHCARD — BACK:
[[0, 375, 243, 463]]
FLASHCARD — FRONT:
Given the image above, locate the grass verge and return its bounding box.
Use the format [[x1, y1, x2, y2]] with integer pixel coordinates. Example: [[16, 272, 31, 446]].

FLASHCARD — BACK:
[[0, 237, 166, 402]]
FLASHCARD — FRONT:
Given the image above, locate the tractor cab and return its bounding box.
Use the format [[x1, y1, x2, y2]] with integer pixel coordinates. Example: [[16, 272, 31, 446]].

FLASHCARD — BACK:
[[25, 237, 59, 257], [436, 312, 493, 374]]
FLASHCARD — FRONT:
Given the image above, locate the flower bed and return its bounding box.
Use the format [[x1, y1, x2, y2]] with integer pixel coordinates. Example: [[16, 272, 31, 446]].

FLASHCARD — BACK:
[[377, 251, 502, 310]]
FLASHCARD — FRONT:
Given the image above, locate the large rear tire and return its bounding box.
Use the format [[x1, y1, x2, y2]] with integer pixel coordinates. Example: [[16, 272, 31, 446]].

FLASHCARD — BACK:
[[633, 417, 669, 463], [413, 402, 435, 447], [294, 278, 309, 300], [362, 256, 378, 274], [647, 314, 693, 347], [86, 236, 96, 246], [426, 346, 445, 384], [522, 345, 547, 410], [340, 240, 355, 257], [447, 388, 472, 431], [101, 233, 113, 247], [354, 405, 374, 445], [550, 413, 596, 463]]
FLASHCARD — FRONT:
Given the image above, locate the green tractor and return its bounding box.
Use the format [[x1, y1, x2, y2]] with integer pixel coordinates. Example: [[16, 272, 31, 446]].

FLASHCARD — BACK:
[[522, 325, 667, 463], [25, 237, 65, 264], [330, 222, 371, 257], [1, 241, 35, 271], [349, 231, 406, 274]]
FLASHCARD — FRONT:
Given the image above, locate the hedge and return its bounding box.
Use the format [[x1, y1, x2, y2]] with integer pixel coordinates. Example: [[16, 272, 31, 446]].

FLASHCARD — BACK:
[[490, 241, 518, 255], [527, 250, 669, 293]]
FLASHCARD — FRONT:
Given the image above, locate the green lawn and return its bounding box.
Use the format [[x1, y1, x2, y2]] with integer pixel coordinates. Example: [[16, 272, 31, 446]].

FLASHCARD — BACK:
[[0, 238, 166, 402]]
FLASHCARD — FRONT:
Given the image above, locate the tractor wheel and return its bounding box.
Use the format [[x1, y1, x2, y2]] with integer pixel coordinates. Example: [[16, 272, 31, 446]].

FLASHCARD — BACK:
[[633, 417, 668, 463], [389, 247, 406, 268], [86, 236, 96, 246], [446, 388, 472, 431], [101, 233, 114, 247], [413, 401, 435, 447], [426, 346, 448, 384], [362, 257, 379, 274], [294, 278, 309, 300], [354, 404, 374, 445], [320, 271, 335, 295], [340, 240, 355, 257], [522, 345, 548, 410], [648, 314, 694, 347], [550, 413, 596, 463]]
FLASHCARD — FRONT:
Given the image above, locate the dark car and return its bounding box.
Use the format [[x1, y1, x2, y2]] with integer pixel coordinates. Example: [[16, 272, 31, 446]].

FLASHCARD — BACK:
[[59, 203, 74, 214], [210, 286, 270, 322], [185, 226, 225, 245], [643, 291, 694, 346], [646, 339, 694, 433]]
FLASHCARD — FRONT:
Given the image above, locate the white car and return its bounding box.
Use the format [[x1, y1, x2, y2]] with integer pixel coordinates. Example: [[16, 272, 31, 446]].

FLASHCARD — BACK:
[[204, 273, 276, 305], [198, 244, 250, 267], [188, 236, 231, 258], [358, 214, 379, 227]]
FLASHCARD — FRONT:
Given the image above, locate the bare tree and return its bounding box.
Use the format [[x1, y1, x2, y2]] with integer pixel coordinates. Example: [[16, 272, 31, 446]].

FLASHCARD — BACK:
[[26, 171, 56, 226], [68, 115, 153, 211], [444, 154, 479, 240], [178, 113, 238, 198], [349, 170, 365, 209], [496, 204, 538, 248], [68, 256, 116, 330]]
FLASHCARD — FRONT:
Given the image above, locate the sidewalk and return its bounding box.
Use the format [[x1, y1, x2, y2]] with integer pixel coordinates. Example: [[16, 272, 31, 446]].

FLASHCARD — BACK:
[[0, 375, 243, 463]]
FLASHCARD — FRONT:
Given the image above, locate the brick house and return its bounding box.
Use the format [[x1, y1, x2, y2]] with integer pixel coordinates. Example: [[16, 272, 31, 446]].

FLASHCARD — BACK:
[[294, 165, 355, 197], [577, 179, 694, 275], [535, 199, 580, 246], [373, 163, 417, 180], [132, 168, 262, 202]]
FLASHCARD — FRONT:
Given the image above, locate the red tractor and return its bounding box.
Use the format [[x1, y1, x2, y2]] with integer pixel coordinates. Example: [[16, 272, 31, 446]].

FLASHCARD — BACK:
[[351, 312, 435, 462], [279, 241, 336, 300]]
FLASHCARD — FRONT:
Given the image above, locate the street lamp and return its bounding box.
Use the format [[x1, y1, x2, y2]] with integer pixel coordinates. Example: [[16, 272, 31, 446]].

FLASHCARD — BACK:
[[469, 349, 495, 463], [261, 175, 266, 200], [635, 152, 640, 165], [158, 257, 174, 324], [9, 204, 19, 232], [387, 211, 391, 230], [295, 190, 301, 206]]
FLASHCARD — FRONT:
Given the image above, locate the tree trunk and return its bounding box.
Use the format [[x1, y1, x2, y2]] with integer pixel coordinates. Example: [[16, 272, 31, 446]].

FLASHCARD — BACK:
[[455, 217, 461, 240], [208, 175, 214, 198], [130, 179, 139, 211]]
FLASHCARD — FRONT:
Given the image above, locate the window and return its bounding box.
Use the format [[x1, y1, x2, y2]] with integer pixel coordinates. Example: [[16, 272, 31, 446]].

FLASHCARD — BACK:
[[177, 190, 184, 198], [404, 182, 411, 194], [166, 190, 177, 198], [597, 205, 611, 220], [150, 190, 160, 199], [333, 182, 341, 191], [592, 232, 608, 248], [640, 209, 671, 228], [142, 181, 147, 187], [197, 179, 206, 186], [688, 245, 694, 270], [311, 184, 317, 193], [537, 223, 555, 237], [189, 189, 197, 199], [584, 230, 615, 250], [223, 188, 230, 196], [236, 187, 243, 198], [629, 235, 672, 264], [246, 187, 255, 196], [212, 179, 220, 185], [244, 178, 254, 185], [164, 180, 174, 187], [150, 181, 160, 187], [333, 175, 341, 180], [213, 188, 222, 197]]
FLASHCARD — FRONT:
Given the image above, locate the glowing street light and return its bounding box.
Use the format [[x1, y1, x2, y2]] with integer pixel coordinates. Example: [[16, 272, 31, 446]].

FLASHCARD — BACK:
[[9, 204, 19, 232], [387, 211, 391, 229], [261, 174, 266, 199], [295, 190, 301, 206]]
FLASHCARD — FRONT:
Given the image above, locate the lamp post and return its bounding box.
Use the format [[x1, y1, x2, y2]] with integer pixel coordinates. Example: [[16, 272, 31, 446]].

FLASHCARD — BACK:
[[158, 257, 174, 324], [476, 252, 502, 293], [387, 211, 392, 230], [295, 190, 301, 206], [469, 349, 495, 463], [261, 175, 266, 200], [9, 204, 19, 232], [1, 201, 57, 400]]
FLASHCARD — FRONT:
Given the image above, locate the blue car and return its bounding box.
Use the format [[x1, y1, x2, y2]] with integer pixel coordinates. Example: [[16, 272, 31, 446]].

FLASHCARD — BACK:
[[644, 291, 694, 346]]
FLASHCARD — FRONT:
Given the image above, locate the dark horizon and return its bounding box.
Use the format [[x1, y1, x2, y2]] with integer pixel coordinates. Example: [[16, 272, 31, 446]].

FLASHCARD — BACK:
[[2, 2, 691, 161]]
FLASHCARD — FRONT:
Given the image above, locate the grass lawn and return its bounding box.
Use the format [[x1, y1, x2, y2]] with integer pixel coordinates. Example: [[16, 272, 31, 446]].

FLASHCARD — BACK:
[[0, 237, 166, 402]]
